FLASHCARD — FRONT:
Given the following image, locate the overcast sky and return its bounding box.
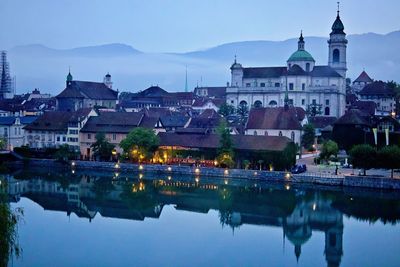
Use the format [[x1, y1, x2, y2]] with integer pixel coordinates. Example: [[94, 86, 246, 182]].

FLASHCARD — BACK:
[[1, 0, 399, 52]]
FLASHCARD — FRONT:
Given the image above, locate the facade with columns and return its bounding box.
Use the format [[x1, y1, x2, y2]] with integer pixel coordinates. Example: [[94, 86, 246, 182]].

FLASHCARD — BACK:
[[226, 10, 347, 118]]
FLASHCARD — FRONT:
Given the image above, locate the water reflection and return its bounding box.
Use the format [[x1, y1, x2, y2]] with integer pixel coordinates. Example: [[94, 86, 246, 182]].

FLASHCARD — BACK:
[[4, 169, 400, 267]]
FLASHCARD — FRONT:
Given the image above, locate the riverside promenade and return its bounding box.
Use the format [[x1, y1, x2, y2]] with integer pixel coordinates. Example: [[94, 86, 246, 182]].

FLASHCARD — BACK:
[[7, 158, 400, 191]]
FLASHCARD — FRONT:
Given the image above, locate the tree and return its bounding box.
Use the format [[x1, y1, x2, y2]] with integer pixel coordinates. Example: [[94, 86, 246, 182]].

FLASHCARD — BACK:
[[54, 144, 73, 163], [302, 124, 315, 151], [236, 102, 249, 121], [387, 80, 400, 116], [378, 145, 400, 178], [0, 137, 7, 150], [120, 127, 159, 162], [349, 144, 376, 176], [91, 132, 115, 161], [319, 140, 339, 162], [216, 121, 234, 168], [218, 103, 235, 117], [306, 103, 322, 117]]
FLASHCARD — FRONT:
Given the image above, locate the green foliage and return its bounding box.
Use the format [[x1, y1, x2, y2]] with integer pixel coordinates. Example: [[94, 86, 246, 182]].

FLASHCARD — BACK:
[[306, 103, 322, 117], [349, 144, 376, 176], [377, 145, 400, 178], [54, 144, 76, 163], [218, 103, 235, 117], [120, 127, 159, 161], [216, 121, 234, 168], [302, 124, 315, 151], [0, 188, 23, 267], [0, 137, 6, 150], [236, 102, 249, 121], [319, 140, 339, 162], [91, 132, 115, 161]]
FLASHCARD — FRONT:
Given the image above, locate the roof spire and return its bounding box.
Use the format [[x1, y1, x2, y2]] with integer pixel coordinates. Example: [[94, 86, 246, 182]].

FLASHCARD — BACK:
[[234, 54, 237, 64], [298, 31, 305, 50], [337, 1, 340, 16]]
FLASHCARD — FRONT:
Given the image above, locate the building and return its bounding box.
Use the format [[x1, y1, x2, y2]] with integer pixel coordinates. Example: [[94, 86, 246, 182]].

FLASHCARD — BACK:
[[357, 81, 395, 116], [352, 70, 373, 92], [119, 86, 194, 111], [56, 72, 118, 112], [0, 51, 15, 99], [79, 111, 163, 158], [226, 9, 347, 117], [0, 116, 37, 149], [245, 106, 306, 145]]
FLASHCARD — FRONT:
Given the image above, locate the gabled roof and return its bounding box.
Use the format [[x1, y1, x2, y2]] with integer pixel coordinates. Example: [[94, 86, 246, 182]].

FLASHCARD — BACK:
[[159, 115, 189, 128], [135, 86, 169, 97], [243, 67, 287, 79], [351, 101, 376, 116], [194, 87, 226, 98], [57, 81, 118, 100], [334, 109, 371, 126], [354, 71, 373, 83], [246, 107, 304, 130], [358, 81, 395, 97], [158, 132, 291, 152], [192, 98, 224, 108], [80, 112, 144, 133], [287, 64, 307, 76], [24, 111, 74, 131], [68, 108, 94, 123]]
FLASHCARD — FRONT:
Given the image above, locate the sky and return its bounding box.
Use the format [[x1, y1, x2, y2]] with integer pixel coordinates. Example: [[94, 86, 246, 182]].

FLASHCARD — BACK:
[[1, 0, 399, 53]]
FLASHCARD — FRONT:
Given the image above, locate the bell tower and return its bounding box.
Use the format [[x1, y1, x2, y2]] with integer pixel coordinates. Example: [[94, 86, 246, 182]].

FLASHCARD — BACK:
[[328, 2, 347, 77]]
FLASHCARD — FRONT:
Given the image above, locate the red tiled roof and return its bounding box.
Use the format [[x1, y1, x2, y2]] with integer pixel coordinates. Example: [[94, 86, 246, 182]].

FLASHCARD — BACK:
[[246, 107, 304, 130], [354, 71, 373, 83]]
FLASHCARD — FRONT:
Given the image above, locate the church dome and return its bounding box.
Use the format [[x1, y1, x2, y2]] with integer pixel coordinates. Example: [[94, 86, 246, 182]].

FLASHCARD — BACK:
[[288, 50, 315, 62], [331, 10, 345, 35]]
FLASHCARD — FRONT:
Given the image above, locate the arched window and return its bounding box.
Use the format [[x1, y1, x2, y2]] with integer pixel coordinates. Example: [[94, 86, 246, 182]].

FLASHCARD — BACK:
[[306, 63, 310, 72], [325, 107, 330, 116], [254, 131, 257, 136], [264, 131, 268, 136], [269, 100, 278, 107], [254, 100, 262, 108], [279, 131, 283, 137], [333, 49, 340, 63], [239, 100, 248, 106], [291, 131, 295, 141]]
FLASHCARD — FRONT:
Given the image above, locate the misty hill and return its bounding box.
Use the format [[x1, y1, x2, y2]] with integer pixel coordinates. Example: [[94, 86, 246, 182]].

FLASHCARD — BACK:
[[6, 31, 400, 95]]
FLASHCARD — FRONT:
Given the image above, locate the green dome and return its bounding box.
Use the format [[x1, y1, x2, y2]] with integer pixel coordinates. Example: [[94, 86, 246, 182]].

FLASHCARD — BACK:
[[288, 50, 315, 62]]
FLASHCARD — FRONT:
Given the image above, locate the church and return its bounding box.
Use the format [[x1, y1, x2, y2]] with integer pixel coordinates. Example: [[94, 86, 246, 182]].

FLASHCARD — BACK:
[[226, 8, 347, 118]]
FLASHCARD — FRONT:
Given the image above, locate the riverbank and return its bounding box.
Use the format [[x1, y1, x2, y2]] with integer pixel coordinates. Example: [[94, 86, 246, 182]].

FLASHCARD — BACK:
[[5, 158, 400, 190]]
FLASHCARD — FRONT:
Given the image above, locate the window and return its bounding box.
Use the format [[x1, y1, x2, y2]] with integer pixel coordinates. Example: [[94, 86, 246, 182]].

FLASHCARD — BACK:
[[269, 100, 277, 107], [112, 133, 117, 140], [56, 136, 60, 142], [289, 99, 294, 105], [275, 83, 280, 87], [312, 99, 317, 105], [246, 83, 251, 87], [260, 82, 265, 87], [306, 63, 310, 72], [326, 99, 330, 106], [88, 134, 91, 140], [62, 136, 66, 142], [279, 131, 283, 137], [239, 100, 248, 106], [291, 131, 295, 141], [264, 131, 268, 136], [230, 100, 234, 104], [333, 49, 340, 63], [302, 99, 305, 105], [254, 131, 257, 136], [325, 107, 330, 116], [15, 128, 17, 135], [302, 83, 305, 91], [254, 100, 262, 108], [289, 83, 294, 90]]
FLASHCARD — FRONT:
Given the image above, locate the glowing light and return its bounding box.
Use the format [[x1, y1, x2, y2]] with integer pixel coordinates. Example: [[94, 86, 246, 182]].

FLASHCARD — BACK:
[[224, 169, 229, 176], [312, 203, 317, 211], [139, 173, 143, 179], [114, 172, 119, 178], [167, 166, 172, 172], [112, 149, 117, 155], [115, 163, 120, 169], [195, 168, 200, 174], [167, 176, 172, 181], [224, 179, 228, 185], [285, 184, 290, 190], [285, 172, 291, 179], [195, 177, 200, 183], [139, 165, 144, 170], [71, 170, 75, 174], [214, 160, 218, 166], [71, 161, 76, 167], [254, 171, 258, 176]]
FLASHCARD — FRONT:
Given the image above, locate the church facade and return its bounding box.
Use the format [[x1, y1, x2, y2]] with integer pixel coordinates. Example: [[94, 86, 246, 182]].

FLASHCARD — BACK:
[[226, 9, 348, 118]]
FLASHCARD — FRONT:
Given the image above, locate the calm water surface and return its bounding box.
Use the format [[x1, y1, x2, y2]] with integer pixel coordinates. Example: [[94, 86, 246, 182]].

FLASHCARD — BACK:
[[4, 168, 400, 267]]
